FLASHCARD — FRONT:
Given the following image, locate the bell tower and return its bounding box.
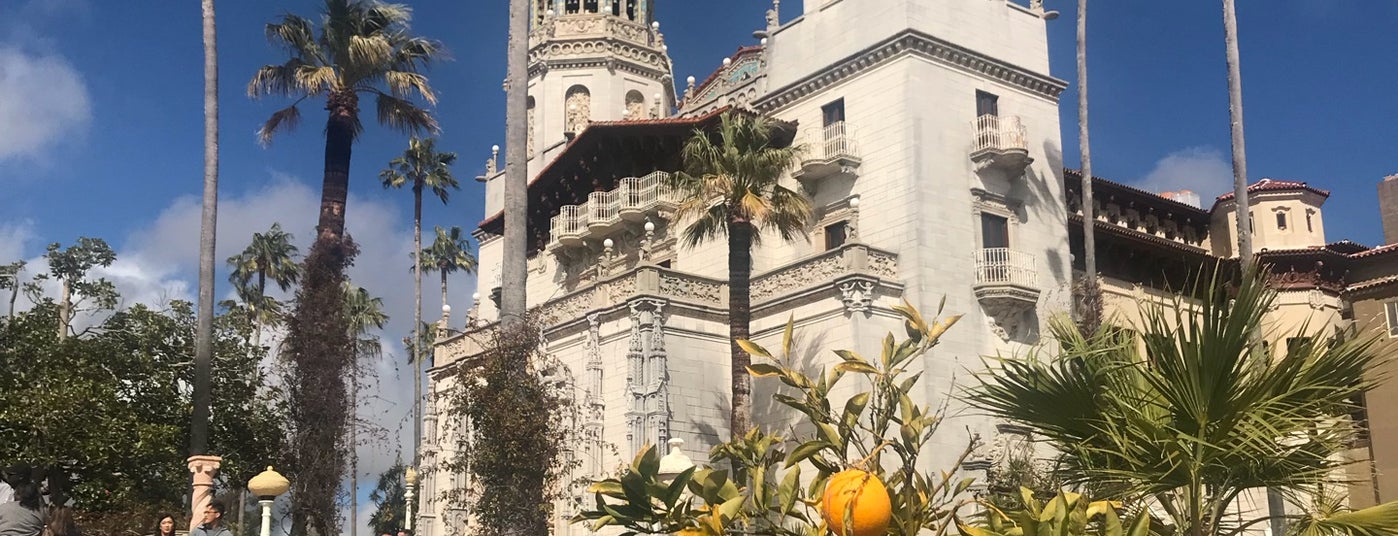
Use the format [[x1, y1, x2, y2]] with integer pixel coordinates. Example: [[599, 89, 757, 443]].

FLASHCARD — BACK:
[[524, 0, 676, 174]]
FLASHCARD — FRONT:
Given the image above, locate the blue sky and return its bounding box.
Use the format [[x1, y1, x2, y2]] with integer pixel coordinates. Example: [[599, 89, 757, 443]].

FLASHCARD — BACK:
[[2, 0, 1397, 529]]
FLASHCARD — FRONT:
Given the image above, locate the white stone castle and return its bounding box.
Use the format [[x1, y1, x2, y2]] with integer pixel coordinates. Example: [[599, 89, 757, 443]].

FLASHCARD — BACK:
[[417, 1, 1398, 535]]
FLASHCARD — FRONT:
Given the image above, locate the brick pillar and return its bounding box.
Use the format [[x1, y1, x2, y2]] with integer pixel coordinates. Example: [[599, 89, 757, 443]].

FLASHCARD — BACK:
[[1380, 174, 1398, 246]]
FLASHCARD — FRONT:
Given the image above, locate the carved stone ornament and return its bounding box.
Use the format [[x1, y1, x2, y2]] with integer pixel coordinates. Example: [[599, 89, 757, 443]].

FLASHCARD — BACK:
[[836, 277, 878, 314], [976, 287, 1038, 341], [1308, 289, 1326, 310]]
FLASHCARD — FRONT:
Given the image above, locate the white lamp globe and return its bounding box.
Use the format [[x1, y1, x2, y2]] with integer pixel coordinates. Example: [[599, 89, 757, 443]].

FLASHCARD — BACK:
[[442, 304, 451, 314], [644, 221, 656, 232], [849, 196, 861, 208], [603, 238, 615, 249]]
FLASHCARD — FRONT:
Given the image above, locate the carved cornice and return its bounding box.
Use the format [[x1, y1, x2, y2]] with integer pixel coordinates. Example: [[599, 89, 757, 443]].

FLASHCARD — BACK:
[[756, 29, 1067, 112]]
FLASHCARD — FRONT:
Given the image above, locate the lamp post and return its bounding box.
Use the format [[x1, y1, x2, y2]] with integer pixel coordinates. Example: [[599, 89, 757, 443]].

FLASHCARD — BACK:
[[247, 466, 289, 536], [404, 466, 419, 533]]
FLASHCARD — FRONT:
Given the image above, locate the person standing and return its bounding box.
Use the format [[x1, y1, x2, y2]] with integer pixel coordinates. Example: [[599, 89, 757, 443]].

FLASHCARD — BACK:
[[0, 466, 45, 536], [191, 502, 230, 536]]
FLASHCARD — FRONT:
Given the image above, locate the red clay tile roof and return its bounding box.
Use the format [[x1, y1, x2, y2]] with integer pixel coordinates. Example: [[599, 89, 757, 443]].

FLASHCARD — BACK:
[[1350, 242, 1398, 259], [1063, 169, 1211, 218], [1214, 178, 1331, 202]]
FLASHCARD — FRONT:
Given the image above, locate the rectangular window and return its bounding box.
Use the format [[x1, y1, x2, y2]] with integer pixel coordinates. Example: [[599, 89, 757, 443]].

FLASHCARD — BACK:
[[976, 90, 999, 117], [1307, 210, 1315, 232], [1249, 212, 1255, 233], [1387, 302, 1398, 338], [1276, 212, 1287, 230], [824, 221, 849, 250], [822, 99, 845, 126], [980, 214, 1010, 249]]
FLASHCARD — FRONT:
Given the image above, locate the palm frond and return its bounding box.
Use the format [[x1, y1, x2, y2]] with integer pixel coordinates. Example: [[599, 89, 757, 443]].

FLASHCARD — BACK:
[[258, 104, 303, 145], [374, 92, 439, 135], [265, 15, 325, 65], [384, 71, 437, 105]]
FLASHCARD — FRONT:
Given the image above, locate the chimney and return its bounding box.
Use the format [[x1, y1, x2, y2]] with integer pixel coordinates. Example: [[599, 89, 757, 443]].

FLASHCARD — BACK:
[[1382, 174, 1398, 246], [1160, 190, 1203, 209]]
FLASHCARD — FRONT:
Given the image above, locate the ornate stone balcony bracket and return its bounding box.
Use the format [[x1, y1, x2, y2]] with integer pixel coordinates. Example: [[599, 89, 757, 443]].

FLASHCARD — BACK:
[[973, 248, 1040, 341], [835, 275, 879, 316]]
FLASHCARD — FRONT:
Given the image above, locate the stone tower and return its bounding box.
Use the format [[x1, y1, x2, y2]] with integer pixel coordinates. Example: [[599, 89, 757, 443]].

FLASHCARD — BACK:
[[480, 0, 677, 218]]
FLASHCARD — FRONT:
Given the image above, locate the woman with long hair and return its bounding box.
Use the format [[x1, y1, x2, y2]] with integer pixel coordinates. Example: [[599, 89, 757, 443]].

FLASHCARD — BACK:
[[151, 514, 178, 536], [42, 506, 78, 536], [0, 465, 47, 536]]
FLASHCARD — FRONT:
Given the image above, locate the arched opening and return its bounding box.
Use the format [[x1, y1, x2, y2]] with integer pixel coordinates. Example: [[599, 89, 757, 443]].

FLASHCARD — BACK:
[[565, 0, 580, 14], [624, 90, 646, 120], [584, 0, 599, 13], [535, 0, 549, 24], [565, 85, 591, 135], [626, 0, 637, 20]]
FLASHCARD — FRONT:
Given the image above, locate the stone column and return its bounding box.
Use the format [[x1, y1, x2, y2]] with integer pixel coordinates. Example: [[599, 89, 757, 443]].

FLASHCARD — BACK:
[[187, 455, 222, 532]]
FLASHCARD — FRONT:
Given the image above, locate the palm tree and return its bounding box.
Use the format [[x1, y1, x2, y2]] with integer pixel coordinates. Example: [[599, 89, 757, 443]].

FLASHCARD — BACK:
[[418, 226, 477, 312], [1076, 0, 1101, 335], [190, 0, 220, 470], [967, 268, 1398, 536], [344, 283, 388, 536], [248, 0, 443, 244], [227, 223, 302, 348], [500, 0, 529, 325], [670, 112, 812, 438], [380, 137, 459, 465], [1222, 0, 1252, 270]]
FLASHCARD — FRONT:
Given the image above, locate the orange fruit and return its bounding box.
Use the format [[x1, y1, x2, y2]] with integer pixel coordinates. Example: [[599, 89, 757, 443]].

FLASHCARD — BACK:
[[821, 469, 892, 536]]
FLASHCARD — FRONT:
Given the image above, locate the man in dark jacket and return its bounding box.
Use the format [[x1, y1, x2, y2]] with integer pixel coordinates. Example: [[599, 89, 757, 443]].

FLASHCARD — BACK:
[[191, 501, 231, 536]]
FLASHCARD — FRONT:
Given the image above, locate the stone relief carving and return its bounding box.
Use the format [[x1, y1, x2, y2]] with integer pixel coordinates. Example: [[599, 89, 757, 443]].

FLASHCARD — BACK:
[[837, 278, 877, 314], [868, 250, 899, 279], [565, 86, 591, 133], [625, 298, 669, 454], [660, 273, 723, 306], [979, 292, 1036, 342], [1308, 289, 1327, 310], [750, 253, 844, 302], [625, 90, 647, 120]]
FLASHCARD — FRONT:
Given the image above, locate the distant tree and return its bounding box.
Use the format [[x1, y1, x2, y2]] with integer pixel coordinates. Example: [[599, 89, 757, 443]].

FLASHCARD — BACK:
[[417, 226, 476, 314], [0, 298, 285, 536], [0, 261, 25, 320], [26, 238, 117, 340], [344, 283, 388, 536], [226, 223, 302, 348], [669, 112, 812, 438], [368, 462, 407, 536], [381, 136, 459, 467]]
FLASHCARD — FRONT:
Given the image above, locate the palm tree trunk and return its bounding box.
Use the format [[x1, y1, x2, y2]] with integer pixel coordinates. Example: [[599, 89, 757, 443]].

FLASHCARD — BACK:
[[1222, 0, 1252, 270], [1076, 0, 1101, 335], [728, 219, 754, 438], [190, 0, 218, 468], [500, 0, 530, 325], [441, 271, 449, 316], [413, 187, 424, 468], [321, 92, 357, 243]]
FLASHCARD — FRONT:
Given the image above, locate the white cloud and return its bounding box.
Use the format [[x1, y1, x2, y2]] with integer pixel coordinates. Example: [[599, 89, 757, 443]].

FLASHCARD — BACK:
[[0, 220, 36, 263], [0, 46, 91, 164], [1133, 146, 1234, 200]]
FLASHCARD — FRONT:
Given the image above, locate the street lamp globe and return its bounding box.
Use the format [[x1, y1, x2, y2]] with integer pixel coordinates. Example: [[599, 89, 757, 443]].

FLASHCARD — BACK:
[[405, 466, 419, 486], [248, 466, 289, 499]]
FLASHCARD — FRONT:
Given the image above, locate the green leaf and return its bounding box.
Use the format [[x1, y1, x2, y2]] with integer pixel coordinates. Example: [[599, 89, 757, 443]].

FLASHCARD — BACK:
[[1124, 508, 1151, 536], [637, 444, 661, 479], [834, 349, 867, 364], [778, 465, 801, 514], [737, 338, 773, 359], [815, 422, 841, 446], [747, 363, 784, 377], [587, 480, 626, 499], [786, 440, 830, 467], [589, 515, 616, 531], [841, 392, 870, 430], [782, 314, 795, 356], [954, 477, 975, 496], [957, 519, 1003, 536], [664, 466, 697, 508], [834, 361, 880, 375], [718, 494, 746, 521], [620, 470, 651, 509]]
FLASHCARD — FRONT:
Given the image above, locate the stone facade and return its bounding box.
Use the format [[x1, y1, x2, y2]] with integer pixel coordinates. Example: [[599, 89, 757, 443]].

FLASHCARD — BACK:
[[423, 1, 1398, 536]]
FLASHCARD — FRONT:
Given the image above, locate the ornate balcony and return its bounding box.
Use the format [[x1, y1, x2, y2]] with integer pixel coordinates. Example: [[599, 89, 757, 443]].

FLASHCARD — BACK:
[[973, 247, 1040, 340], [548, 171, 680, 250], [970, 114, 1032, 174], [794, 121, 861, 189]]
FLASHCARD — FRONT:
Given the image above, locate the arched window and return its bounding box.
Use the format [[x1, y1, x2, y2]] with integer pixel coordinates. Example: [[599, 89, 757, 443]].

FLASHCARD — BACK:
[[584, 0, 599, 12], [565, 85, 591, 134], [565, 0, 580, 14], [624, 90, 646, 120], [535, 0, 550, 24]]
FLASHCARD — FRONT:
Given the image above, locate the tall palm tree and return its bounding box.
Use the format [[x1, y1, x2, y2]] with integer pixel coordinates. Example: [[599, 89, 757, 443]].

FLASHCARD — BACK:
[[191, 1, 221, 528], [380, 136, 459, 465], [1222, 0, 1252, 270], [418, 226, 477, 312], [344, 283, 389, 536], [227, 223, 302, 348], [1076, 0, 1101, 335], [248, 0, 443, 244], [500, 0, 529, 325], [670, 112, 812, 438], [967, 268, 1398, 536]]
